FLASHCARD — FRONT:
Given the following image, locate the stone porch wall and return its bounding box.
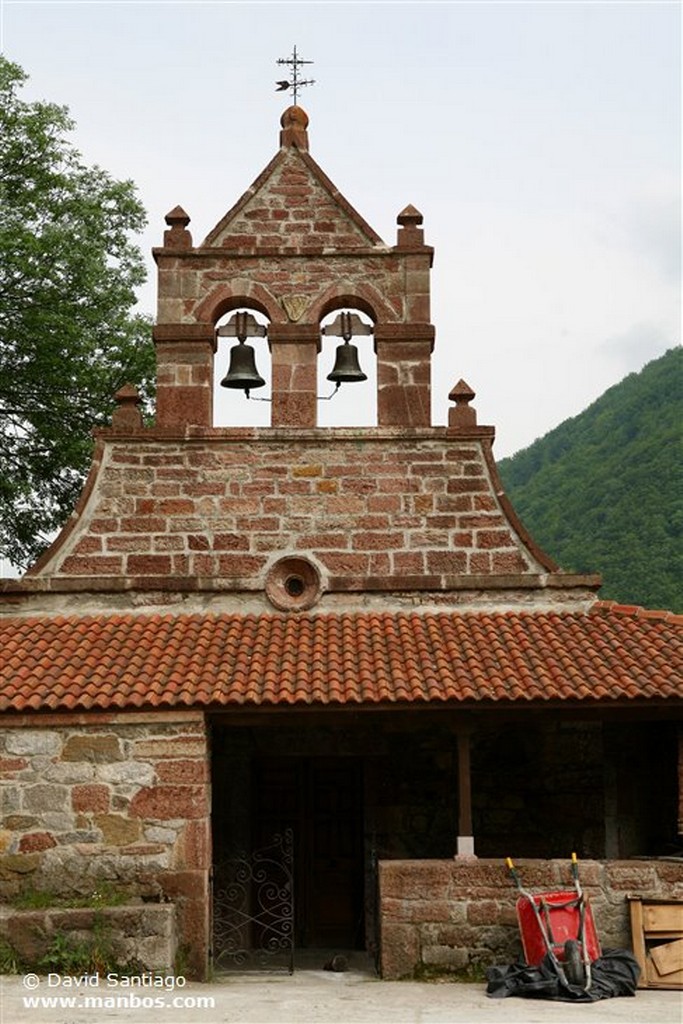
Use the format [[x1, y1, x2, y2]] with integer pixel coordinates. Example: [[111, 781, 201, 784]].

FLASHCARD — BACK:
[[0, 904, 176, 972], [0, 711, 210, 978], [379, 858, 683, 979]]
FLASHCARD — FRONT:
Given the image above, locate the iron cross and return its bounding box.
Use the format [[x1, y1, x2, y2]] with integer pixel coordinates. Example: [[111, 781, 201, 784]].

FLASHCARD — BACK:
[[276, 45, 315, 104]]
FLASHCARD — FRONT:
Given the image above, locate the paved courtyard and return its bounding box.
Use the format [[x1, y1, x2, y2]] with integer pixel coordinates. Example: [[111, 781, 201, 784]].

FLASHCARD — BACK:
[[2, 969, 681, 1024]]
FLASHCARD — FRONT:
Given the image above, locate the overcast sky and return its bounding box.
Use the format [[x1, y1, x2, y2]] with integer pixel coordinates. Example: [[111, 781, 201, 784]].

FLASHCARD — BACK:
[[1, 0, 680, 455]]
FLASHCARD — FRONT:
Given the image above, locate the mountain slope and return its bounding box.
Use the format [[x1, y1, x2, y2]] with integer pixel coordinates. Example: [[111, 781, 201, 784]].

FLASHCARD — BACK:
[[497, 348, 683, 611]]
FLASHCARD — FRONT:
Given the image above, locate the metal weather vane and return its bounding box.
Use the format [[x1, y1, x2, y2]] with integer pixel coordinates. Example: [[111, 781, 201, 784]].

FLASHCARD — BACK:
[[275, 45, 315, 104]]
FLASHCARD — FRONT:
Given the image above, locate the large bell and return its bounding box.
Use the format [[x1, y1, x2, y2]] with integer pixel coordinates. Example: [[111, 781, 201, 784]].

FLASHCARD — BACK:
[[326, 340, 367, 384], [220, 340, 266, 393]]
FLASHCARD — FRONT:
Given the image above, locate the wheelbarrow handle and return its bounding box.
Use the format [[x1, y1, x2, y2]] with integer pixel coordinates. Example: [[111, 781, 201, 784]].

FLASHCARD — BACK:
[[570, 851, 584, 899], [506, 856, 522, 891]]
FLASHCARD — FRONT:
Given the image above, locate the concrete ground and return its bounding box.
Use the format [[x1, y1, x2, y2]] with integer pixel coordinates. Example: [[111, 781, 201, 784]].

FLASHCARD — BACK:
[[2, 968, 682, 1024]]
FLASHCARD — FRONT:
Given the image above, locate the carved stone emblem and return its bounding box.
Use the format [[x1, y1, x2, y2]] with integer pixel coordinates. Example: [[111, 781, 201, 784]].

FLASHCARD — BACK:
[[281, 295, 309, 322]]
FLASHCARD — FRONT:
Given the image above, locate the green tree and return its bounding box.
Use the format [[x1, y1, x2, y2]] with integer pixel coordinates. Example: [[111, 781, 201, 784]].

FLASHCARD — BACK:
[[0, 57, 154, 569], [498, 348, 683, 612]]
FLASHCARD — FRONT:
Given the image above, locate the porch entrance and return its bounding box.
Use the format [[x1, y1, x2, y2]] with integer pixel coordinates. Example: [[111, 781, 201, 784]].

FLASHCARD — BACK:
[[253, 756, 365, 950]]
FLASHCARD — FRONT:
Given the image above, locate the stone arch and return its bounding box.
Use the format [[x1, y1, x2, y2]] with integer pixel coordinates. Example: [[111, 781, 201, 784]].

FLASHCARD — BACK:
[[315, 293, 380, 428], [206, 286, 279, 427], [194, 282, 285, 326], [311, 282, 398, 327]]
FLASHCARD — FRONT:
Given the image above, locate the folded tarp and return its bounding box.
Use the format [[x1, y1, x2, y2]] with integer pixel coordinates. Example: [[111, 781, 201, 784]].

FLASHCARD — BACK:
[[486, 948, 641, 1002]]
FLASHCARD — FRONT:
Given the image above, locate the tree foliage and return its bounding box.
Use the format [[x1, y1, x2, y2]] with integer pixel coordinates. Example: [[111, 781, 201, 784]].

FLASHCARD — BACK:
[[498, 348, 683, 612], [0, 57, 155, 569]]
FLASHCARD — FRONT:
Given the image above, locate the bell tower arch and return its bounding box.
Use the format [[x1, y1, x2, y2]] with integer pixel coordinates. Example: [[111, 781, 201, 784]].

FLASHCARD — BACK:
[[152, 107, 435, 429]]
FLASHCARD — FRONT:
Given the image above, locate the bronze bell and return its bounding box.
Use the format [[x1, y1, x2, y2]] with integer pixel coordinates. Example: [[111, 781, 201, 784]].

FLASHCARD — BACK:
[[326, 341, 367, 384], [220, 340, 266, 393]]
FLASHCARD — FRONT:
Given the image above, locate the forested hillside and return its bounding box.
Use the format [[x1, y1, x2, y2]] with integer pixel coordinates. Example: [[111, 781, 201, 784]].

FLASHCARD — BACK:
[[498, 348, 682, 612]]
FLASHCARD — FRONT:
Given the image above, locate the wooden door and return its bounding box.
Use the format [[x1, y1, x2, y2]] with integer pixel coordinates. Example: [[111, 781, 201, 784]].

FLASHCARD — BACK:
[[253, 756, 364, 949]]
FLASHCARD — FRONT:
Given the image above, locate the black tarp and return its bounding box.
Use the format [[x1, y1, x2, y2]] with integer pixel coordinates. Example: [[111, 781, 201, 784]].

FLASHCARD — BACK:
[[486, 948, 641, 1002]]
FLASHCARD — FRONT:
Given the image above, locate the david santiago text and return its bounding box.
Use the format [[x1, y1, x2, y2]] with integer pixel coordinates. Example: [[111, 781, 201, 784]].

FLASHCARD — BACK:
[[42, 972, 185, 990]]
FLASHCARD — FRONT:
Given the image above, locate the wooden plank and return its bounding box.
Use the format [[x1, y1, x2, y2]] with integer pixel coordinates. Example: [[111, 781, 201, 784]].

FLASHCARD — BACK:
[[645, 967, 683, 989], [651, 938, 683, 977], [643, 904, 683, 932], [629, 899, 648, 988]]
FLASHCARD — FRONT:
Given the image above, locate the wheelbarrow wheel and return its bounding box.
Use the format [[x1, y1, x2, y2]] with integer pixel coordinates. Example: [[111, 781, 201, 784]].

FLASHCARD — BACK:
[[563, 939, 584, 987]]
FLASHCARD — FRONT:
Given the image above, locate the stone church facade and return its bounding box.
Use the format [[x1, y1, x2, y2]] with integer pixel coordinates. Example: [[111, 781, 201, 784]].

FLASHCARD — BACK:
[[1, 106, 681, 979]]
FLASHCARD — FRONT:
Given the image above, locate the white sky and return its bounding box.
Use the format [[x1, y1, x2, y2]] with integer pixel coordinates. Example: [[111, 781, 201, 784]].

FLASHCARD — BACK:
[[1, 0, 680, 457]]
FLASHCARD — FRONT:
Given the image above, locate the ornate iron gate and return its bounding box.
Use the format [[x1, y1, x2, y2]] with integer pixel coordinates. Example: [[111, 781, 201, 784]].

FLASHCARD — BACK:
[[213, 828, 294, 973]]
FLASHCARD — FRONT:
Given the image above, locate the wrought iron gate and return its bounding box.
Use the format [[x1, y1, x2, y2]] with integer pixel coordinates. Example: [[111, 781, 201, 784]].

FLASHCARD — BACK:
[[212, 828, 294, 973]]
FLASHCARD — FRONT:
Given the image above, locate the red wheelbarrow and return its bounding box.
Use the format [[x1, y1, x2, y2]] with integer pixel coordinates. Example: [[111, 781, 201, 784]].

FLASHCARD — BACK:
[[506, 853, 601, 991]]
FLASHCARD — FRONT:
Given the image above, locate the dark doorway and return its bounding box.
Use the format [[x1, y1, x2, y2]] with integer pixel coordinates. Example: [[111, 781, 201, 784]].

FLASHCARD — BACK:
[[253, 757, 365, 949]]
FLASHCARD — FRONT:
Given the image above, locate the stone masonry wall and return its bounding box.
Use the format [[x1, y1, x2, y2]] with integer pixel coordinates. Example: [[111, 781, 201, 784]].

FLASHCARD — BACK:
[[0, 711, 210, 978], [156, 147, 422, 328], [201, 147, 382, 255], [22, 430, 571, 609], [0, 904, 176, 973], [379, 858, 683, 980]]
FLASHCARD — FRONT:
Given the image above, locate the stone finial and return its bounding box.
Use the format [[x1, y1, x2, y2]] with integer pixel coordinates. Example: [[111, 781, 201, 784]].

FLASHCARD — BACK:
[[111, 384, 143, 431], [280, 105, 310, 151], [397, 205, 423, 227], [163, 205, 192, 248], [396, 204, 424, 246], [448, 379, 477, 428]]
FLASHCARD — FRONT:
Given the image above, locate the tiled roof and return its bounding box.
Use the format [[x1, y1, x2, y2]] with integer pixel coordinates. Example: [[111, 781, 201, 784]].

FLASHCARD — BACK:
[[0, 603, 681, 713]]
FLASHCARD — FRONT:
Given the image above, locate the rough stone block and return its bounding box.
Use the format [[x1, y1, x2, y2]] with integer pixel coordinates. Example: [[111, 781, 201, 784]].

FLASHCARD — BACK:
[[18, 832, 57, 853], [145, 825, 179, 845], [605, 862, 657, 891], [72, 784, 111, 813], [42, 812, 74, 832], [492, 551, 530, 573], [380, 861, 453, 900], [127, 555, 173, 575], [61, 734, 123, 763], [97, 761, 155, 786], [155, 760, 208, 784], [421, 944, 468, 969], [3, 816, 37, 831], [0, 758, 28, 773], [0, 853, 40, 876], [5, 732, 61, 756], [159, 868, 207, 903], [466, 899, 501, 925], [380, 922, 420, 980], [23, 784, 69, 813], [132, 737, 206, 760], [426, 550, 467, 574], [176, 819, 210, 870], [43, 762, 95, 784], [94, 813, 142, 845], [129, 786, 207, 821], [119, 843, 166, 857]]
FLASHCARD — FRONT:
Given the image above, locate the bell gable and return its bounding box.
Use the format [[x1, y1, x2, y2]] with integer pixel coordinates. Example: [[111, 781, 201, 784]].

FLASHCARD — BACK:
[[203, 148, 384, 252]]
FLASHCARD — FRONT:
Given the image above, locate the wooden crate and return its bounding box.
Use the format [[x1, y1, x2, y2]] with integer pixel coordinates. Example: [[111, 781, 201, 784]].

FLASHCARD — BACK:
[[628, 897, 683, 989]]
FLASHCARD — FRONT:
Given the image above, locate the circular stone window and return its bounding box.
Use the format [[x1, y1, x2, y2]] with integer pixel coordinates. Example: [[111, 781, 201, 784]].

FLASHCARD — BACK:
[[265, 557, 323, 612]]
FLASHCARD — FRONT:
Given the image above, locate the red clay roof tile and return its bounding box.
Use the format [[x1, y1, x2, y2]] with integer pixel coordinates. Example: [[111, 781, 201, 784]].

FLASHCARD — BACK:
[[0, 606, 681, 714]]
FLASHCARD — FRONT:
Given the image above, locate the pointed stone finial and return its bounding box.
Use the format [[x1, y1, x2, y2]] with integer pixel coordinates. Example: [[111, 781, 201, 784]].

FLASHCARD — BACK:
[[448, 379, 477, 427], [280, 105, 309, 151], [396, 205, 424, 246], [111, 384, 143, 431], [163, 206, 192, 248], [397, 205, 423, 226], [165, 205, 190, 227]]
